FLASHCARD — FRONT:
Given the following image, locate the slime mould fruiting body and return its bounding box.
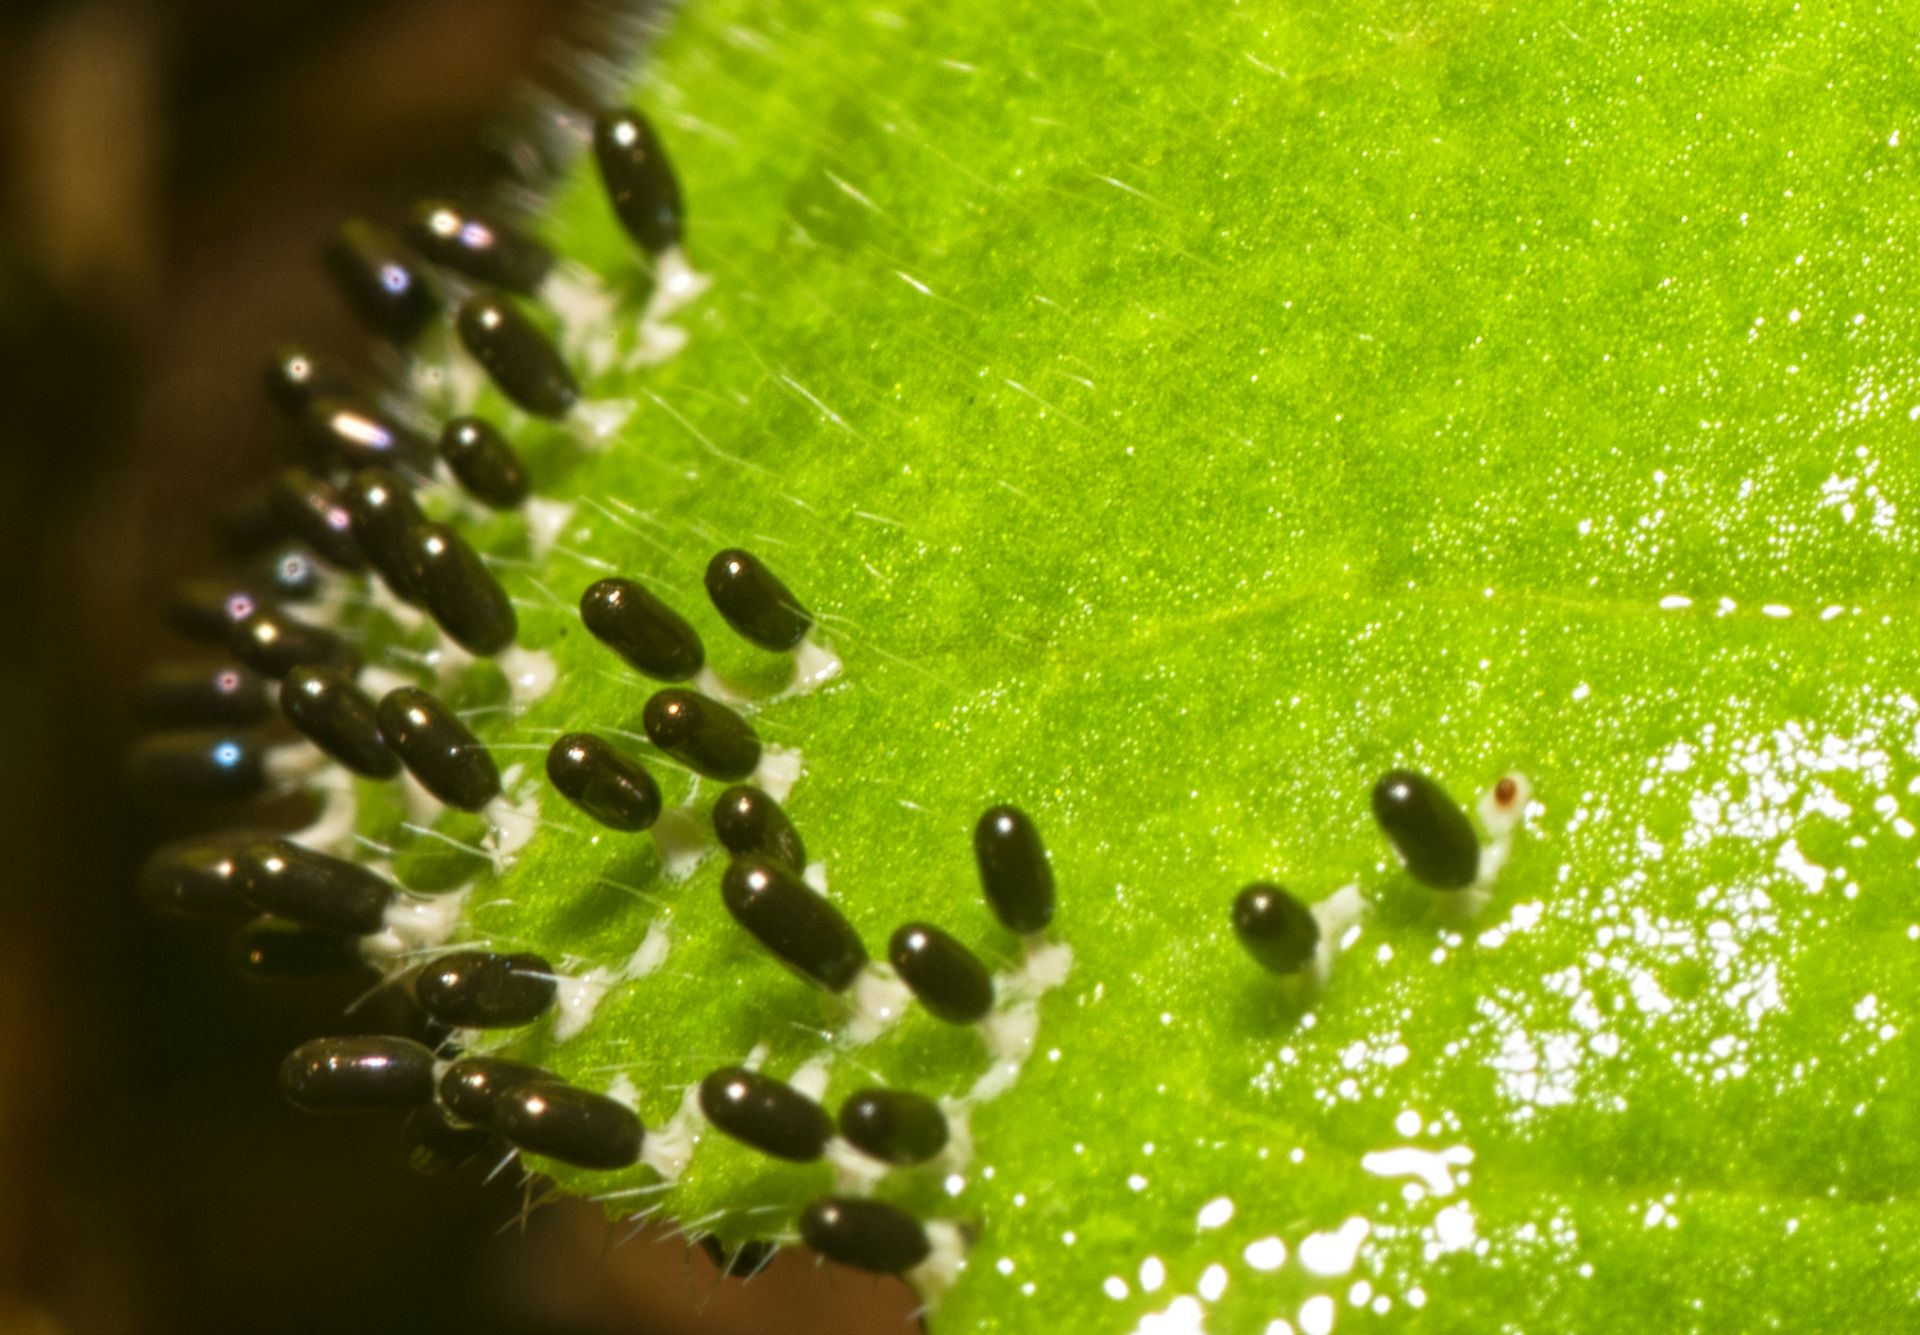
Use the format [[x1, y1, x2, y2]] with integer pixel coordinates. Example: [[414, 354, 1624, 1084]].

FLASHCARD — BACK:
[[122, 0, 1920, 1328], [125, 53, 1537, 1317]]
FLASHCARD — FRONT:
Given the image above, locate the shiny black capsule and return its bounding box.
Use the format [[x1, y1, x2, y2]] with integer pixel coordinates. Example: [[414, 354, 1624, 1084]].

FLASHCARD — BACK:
[[974, 805, 1054, 935], [168, 579, 273, 642], [720, 857, 867, 992], [580, 577, 704, 681], [712, 785, 805, 872], [697, 1066, 833, 1162], [494, 1080, 643, 1169], [644, 689, 760, 781], [406, 199, 554, 293], [438, 1057, 553, 1126], [376, 686, 500, 810], [1371, 769, 1480, 890], [704, 549, 811, 652], [1231, 883, 1320, 975], [456, 292, 578, 420], [264, 345, 361, 419], [798, 1197, 930, 1275], [269, 468, 366, 571], [280, 1035, 436, 1113], [227, 607, 359, 678], [279, 665, 399, 778], [545, 733, 660, 831], [235, 918, 369, 978], [235, 838, 395, 934], [255, 544, 326, 602], [138, 835, 256, 918], [125, 732, 265, 801], [404, 522, 518, 655], [303, 398, 434, 473], [592, 107, 684, 256], [135, 662, 271, 727], [699, 1237, 777, 1279], [439, 416, 529, 509], [323, 218, 441, 344], [343, 467, 426, 603], [401, 1104, 497, 1174], [887, 922, 994, 1025], [838, 1088, 949, 1165], [414, 950, 556, 1028]]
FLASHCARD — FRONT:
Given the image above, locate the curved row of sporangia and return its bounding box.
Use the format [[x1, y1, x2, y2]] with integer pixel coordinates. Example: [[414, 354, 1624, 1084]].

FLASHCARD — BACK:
[[125, 102, 1073, 1280]]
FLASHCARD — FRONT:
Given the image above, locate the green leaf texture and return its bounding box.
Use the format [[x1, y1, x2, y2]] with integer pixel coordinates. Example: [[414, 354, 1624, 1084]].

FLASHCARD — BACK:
[[346, 0, 1920, 1328]]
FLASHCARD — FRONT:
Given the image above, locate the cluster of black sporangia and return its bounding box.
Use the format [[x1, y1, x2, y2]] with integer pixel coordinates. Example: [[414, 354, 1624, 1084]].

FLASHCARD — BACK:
[[1230, 769, 1486, 977], [131, 103, 1059, 1281]]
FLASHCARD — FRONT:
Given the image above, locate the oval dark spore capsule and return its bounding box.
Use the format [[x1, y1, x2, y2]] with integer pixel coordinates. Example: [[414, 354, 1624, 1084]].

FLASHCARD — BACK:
[[438, 1057, 554, 1127], [138, 835, 257, 918], [887, 923, 994, 1025], [644, 689, 760, 781], [135, 662, 271, 727], [405, 199, 555, 293], [279, 665, 399, 778], [720, 858, 867, 992], [579, 577, 704, 681], [703, 549, 811, 652], [343, 467, 427, 603], [592, 107, 684, 256], [375, 686, 500, 811], [235, 918, 369, 979], [168, 578, 272, 642], [264, 345, 361, 419], [1231, 883, 1321, 975], [545, 732, 661, 832], [125, 732, 265, 801], [697, 1066, 833, 1163], [455, 292, 578, 420], [227, 607, 359, 678], [1371, 769, 1481, 890], [401, 1104, 497, 1175], [404, 522, 518, 655], [269, 468, 366, 571], [493, 1080, 643, 1169], [323, 218, 441, 345], [712, 785, 805, 872], [235, 838, 395, 935], [414, 950, 557, 1028], [303, 398, 434, 473], [280, 1035, 436, 1113], [973, 805, 1055, 935], [254, 544, 325, 603], [699, 1237, 777, 1279], [838, 1088, 950, 1166], [798, 1197, 931, 1275], [438, 416, 529, 509]]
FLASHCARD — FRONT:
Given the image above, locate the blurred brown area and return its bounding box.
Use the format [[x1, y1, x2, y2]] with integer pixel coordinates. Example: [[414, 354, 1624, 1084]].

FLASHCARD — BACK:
[[0, 3, 917, 1332]]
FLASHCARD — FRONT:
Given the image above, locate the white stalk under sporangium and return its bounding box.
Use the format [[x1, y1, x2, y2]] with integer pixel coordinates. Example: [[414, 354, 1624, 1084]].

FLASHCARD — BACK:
[[264, 741, 330, 787], [844, 965, 913, 1044], [641, 1081, 703, 1181], [523, 497, 575, 560], [967, 938, 1074, 1103], [292, 765, 360, 852], [358, 886, 470, 963], [645, 246, 711, 320], [1301, 883, 1371, 994], [552, 967, 617, 1041], [785, 1056, 832, 1102], [779, 634, 844, 700], [624, 919, 672, 978], [482, 763, 542, 870], [571, 397, 635, 447], [907, 1222, 970, 1307], [544, 264, 621, 374], [498, 645, 559, 706], [1441, 771, 1537, 924], [752, 745, 803, 803], [650, 807, 712, 880]]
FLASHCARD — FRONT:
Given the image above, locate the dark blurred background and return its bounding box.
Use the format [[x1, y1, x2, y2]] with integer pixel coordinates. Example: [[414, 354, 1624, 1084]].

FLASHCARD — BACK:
[[0, 3, 912, 1331]]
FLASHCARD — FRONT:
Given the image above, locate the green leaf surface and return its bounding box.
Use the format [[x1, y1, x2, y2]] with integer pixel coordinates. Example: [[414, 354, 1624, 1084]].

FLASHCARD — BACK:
[[359, 0, 1920, 1328]]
